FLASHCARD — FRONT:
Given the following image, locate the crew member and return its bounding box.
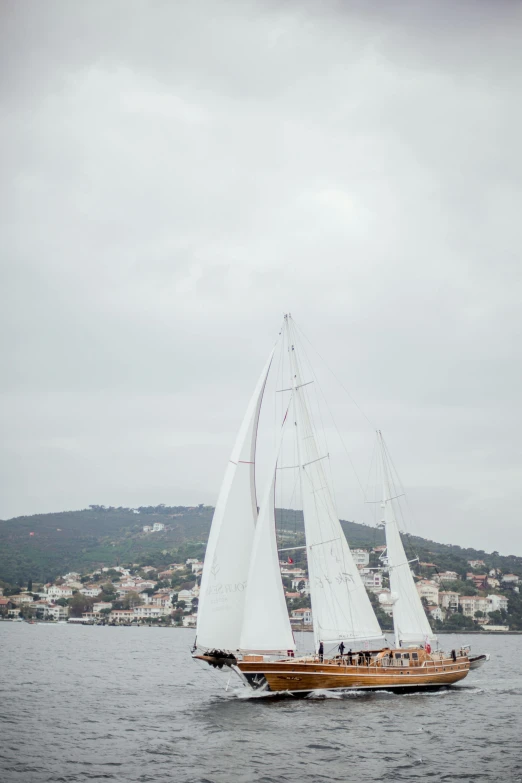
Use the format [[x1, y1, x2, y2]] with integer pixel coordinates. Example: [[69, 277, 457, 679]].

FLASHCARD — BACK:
[[318, 641, 324, 662]]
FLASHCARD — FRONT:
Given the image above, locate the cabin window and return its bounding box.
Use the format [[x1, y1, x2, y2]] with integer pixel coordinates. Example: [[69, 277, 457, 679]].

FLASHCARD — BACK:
[[412, 653, 418, 660], [394, 653, 401, 659], [403, 653, 410, 660]]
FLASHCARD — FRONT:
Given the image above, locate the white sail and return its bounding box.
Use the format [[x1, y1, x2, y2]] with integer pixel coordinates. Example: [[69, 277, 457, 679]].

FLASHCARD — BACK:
[[196, 349, 273, 651], [239, 407, 296, 652], [286, 317, 386, 651], [379, 431, 437, 648]]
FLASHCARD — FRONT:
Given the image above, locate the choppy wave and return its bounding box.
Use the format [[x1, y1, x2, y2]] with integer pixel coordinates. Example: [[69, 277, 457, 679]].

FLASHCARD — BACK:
[[1, 625, 521, 783]]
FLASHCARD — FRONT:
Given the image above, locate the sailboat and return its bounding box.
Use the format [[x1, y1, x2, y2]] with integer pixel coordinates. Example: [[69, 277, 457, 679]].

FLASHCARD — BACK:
[[193, 315, 471, 694]]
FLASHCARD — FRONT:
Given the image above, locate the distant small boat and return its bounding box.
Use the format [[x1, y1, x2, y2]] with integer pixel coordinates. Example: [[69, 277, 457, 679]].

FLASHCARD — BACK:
[[469, 653, 490, 670]]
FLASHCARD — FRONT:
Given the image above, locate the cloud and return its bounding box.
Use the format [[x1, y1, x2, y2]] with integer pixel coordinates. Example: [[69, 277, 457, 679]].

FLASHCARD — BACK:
[[1, 0, 522, 554]]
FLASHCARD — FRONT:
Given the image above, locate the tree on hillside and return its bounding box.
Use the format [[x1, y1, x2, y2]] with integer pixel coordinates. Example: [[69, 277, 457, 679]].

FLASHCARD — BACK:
[[123, 591, 143, 609], [104, 569, 121, 580], [27, 578, 33, 592], [487, 610, 506, 624], [445, 580, 478, 596], [442, 612, 474, 630], [68, 594, 95, 617]]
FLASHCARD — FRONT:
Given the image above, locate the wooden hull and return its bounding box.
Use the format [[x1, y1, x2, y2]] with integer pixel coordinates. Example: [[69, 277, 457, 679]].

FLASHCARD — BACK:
[[235, 655, 470, 694]]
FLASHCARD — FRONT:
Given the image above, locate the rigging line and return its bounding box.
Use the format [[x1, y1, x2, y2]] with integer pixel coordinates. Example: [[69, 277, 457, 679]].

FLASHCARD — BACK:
[[382, 436, 423, 566], [291, 317, 376, 430], [291, 320, 332, 471], [366, 494, 405, 504], [365, 437, 379, 527], [276, 381, 313, 393], [289, 319, 360, 637], [290, 326, 366, 535], [291, 317, 370, 519]]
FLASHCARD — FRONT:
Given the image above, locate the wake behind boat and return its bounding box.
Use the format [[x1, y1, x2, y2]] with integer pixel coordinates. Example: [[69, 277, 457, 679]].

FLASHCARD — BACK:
[[193, 315, 478, 694]]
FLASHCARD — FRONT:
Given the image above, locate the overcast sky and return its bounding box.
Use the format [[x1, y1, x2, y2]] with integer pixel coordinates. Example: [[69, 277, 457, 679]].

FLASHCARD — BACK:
[[2, 0, 522, 555]]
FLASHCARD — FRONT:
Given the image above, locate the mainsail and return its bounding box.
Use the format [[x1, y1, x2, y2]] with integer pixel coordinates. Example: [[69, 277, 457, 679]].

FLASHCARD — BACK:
[[239, 406, 296, 652], [196, 349, 274, 650], [286, 316, 386, 651], [378, 431, 437, 648]]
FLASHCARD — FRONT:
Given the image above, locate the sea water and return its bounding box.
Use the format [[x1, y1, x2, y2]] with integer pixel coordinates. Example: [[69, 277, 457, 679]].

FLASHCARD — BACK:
[[1, 625, 521, 782]]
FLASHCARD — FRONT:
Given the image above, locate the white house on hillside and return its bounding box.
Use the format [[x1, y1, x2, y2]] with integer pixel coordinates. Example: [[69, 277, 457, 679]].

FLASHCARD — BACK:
[[79, 586, 102, 598], [92, 602, 113, 613], [46, 585, 73, 599], [133, 605, 166, 619], [178, 589, 197, 603], [360, 570, 383, 591], [459, 596, 494, 617], [290, 608, 312, 625], [416, 580, 439, 605], [47, 605, 69, 621], [291, 577, 310, 594], [439, 591, 459, 611], [433, 571, 459, 583], [488, 594, 508, 612], [427, 605, 444, 622], [352, 549, 370, 567]]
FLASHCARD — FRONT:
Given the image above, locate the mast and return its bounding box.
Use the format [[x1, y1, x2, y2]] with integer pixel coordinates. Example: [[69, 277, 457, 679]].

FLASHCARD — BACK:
[[239, 402, 296, 652], [378, 430, 437, 648], [284, 314, 386, 651], [196, 348, 274, 651]]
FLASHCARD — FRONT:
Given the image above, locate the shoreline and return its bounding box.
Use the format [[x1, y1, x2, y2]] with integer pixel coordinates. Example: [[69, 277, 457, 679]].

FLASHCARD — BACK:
[[2, 619, 521, 634]]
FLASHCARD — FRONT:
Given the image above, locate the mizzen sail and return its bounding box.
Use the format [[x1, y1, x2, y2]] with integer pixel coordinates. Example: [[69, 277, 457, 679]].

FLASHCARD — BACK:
[[378, 431, 437, 648]]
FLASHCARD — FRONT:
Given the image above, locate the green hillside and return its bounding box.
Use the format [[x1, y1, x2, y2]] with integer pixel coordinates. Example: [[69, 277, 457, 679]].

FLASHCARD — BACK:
[[0, 505, 213, 584], [1, 504, 521, 585]]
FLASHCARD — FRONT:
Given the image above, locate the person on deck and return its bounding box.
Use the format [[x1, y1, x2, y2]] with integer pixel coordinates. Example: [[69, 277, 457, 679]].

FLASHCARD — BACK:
[[338, 641, 345, 657], [347, 649, 353, 665], [318, 641, 324, 662]]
